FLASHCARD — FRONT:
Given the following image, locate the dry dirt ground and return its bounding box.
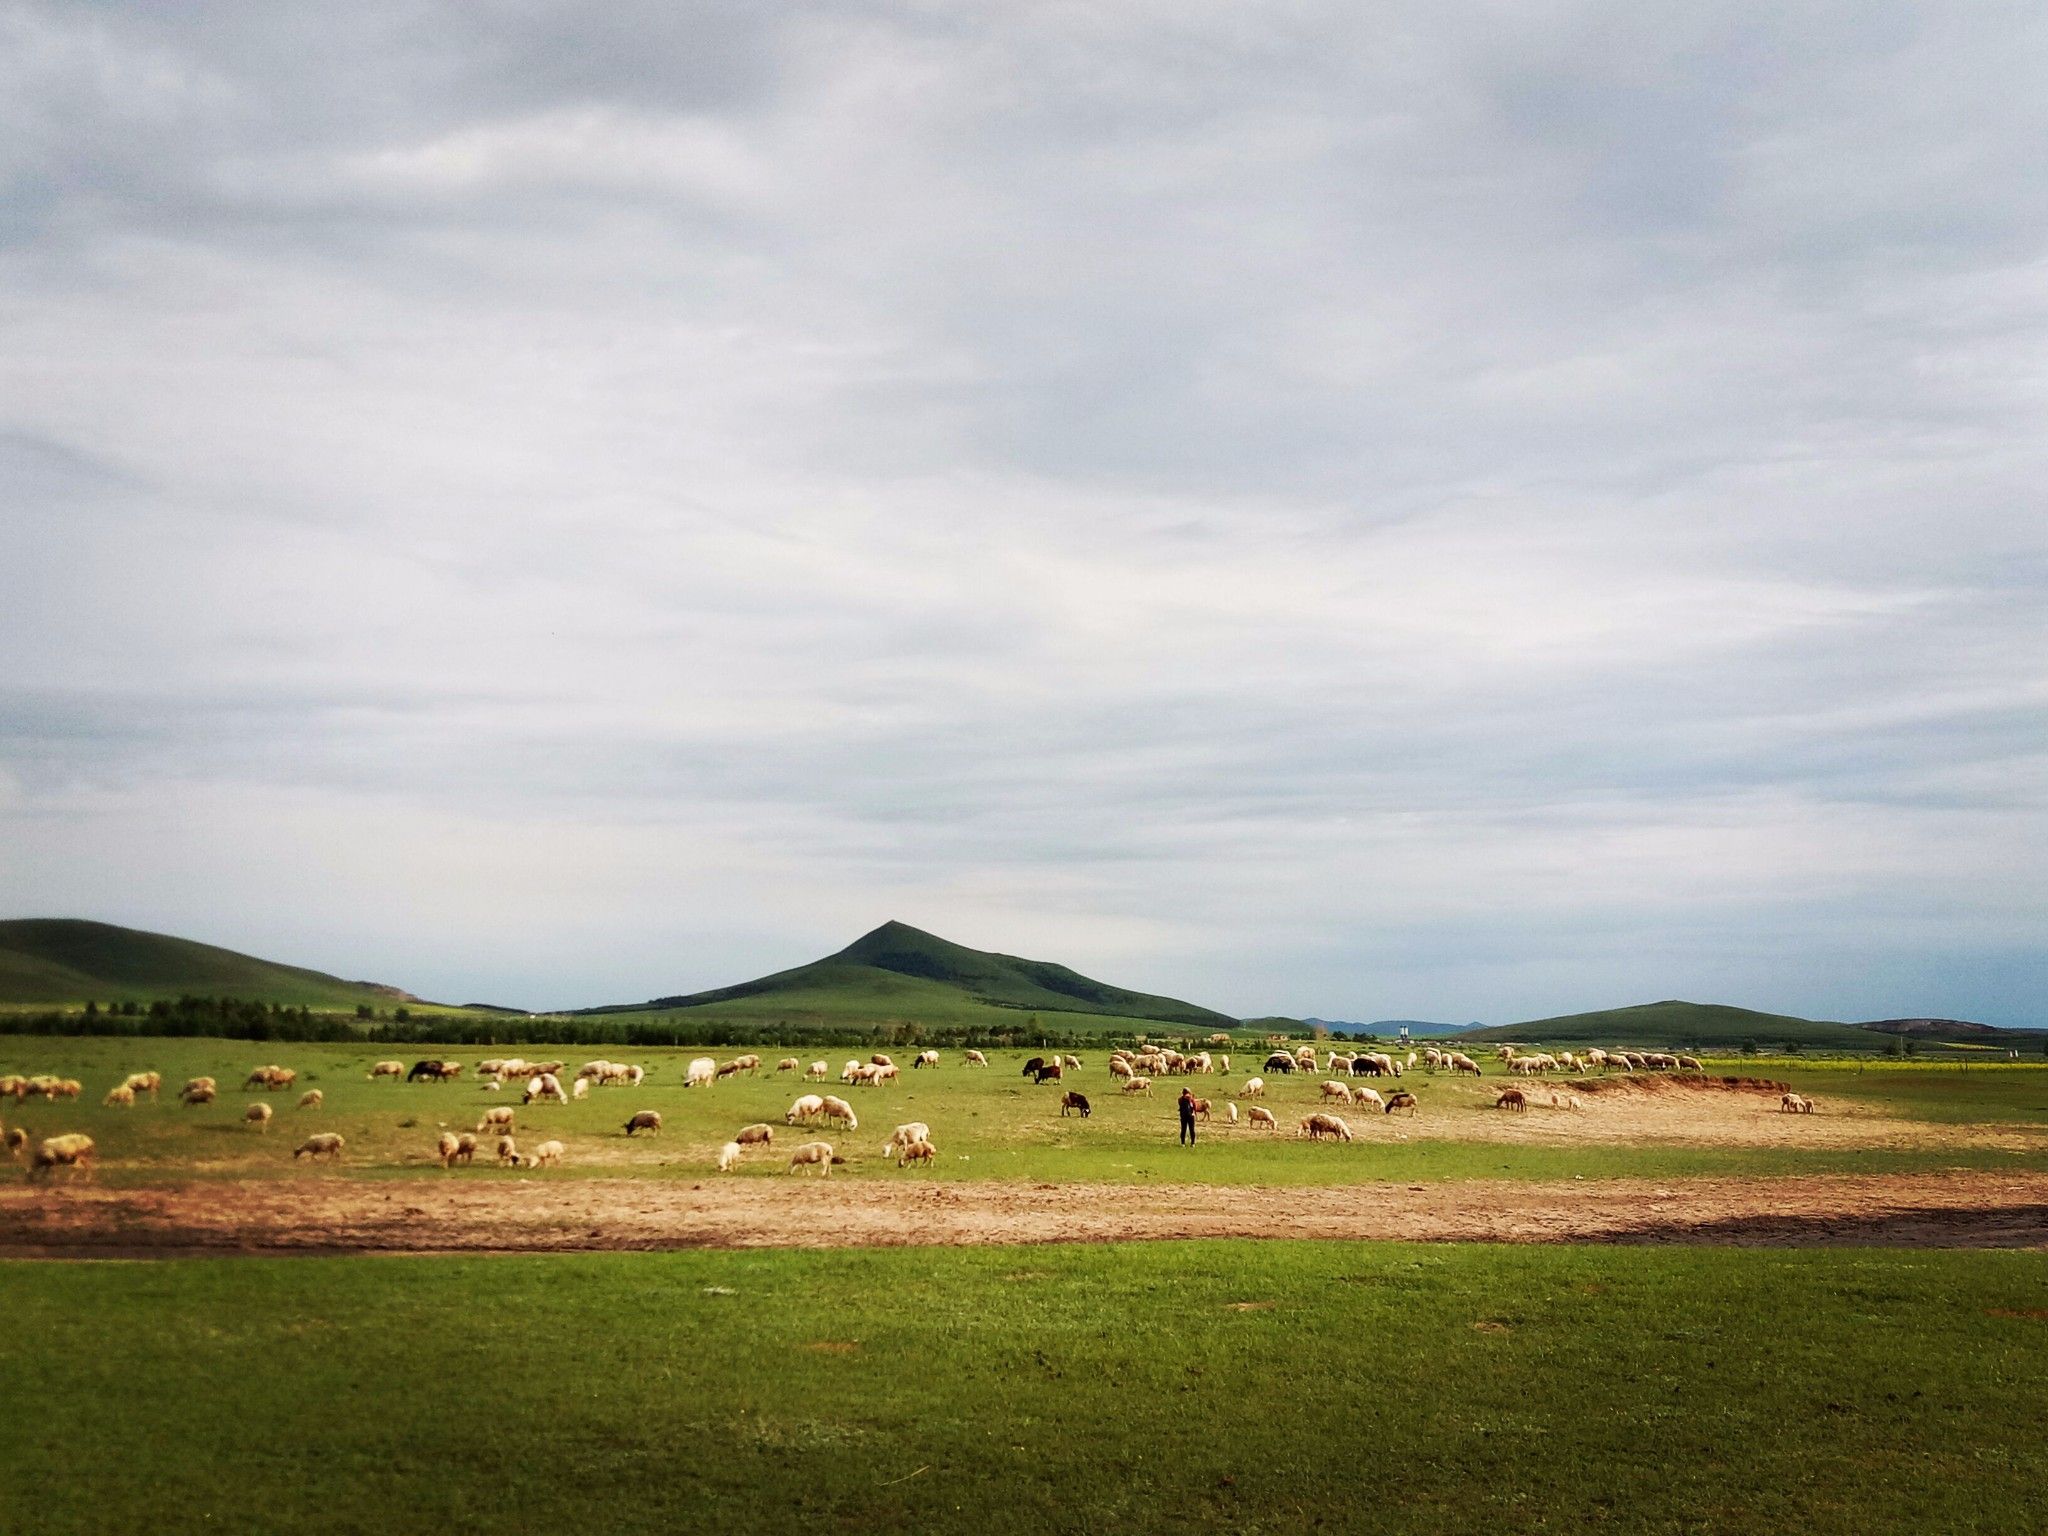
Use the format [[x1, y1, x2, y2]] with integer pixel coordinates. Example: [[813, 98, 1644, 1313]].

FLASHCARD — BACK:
[[5, 1169, 2047, 1257]]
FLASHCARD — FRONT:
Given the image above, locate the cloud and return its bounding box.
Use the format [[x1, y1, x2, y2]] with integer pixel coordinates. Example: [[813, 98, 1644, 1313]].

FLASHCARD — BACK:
[[1, 2, 2044, 1022]]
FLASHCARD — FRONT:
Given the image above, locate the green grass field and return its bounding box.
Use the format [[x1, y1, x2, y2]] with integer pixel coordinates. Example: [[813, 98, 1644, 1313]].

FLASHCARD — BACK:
[[6, 1038, 2047, 1188], [7, 1241, 2046, 1535]]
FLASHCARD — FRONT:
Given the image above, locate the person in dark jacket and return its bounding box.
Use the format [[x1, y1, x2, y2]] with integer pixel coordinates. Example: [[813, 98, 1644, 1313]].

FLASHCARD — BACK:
[[1178, 1087, 1197, 1146]]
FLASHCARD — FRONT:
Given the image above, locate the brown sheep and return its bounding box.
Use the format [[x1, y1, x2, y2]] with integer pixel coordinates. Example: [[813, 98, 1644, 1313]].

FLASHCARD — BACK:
[[30, 1133, 95, 1179], [735, 1123, 775, 1146], [245, 1102, 274, 1132], [897, 1139, 936, 1167], [293, 1133, 345, 1161], [1495, 1089, 1527, 1111], [297, 1089, 323, 1110], [623, 1110, 663, 1136]]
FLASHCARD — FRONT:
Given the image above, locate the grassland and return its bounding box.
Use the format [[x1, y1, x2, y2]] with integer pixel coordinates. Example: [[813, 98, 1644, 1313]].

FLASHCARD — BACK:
[[8, 1241, 2047, 1535], [6, 1038, 2047, 1189]]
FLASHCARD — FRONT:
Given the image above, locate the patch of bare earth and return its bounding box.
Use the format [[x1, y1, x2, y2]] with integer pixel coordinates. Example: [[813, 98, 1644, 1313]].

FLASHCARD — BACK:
[[3, 1170, 2046, 1257]]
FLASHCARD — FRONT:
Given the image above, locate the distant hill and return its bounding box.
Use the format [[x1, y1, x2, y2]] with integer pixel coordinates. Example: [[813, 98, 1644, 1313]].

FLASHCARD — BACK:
[[0, 918, 421, 1010], [1857, 1017, 2018, 1041], [583, 920, 1235, 1030], [1457, 1000, 1882, 1051]]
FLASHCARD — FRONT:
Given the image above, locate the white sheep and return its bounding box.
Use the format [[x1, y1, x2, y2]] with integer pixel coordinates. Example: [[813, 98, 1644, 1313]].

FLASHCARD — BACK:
[[436, 1131, 462, 1167], [245, 1102, 273, 1132], [880, 1122, 932, 1160], [805, 1061, 829, 1080], [786, 1094, 825, 1124], [716, 1140, 744, 1172], [495, 1135, 520, 1166], [1298, 1112, 1353, 1142], [293, 1133, 345, 1161], [819, 1095, 858, 1131], [369, 1060, 405, 1079], [1320, 1080, 1353, 1103], [735, 1123, 775, 1146], [478, 1106, 516, 1135], [777, 1057, 801, 1074], [1225, 1102, 1239, 1124], [1352, 1087, 1385, 1112], [964, 1050, 989, 1067], [1247, 1106, 1277, 1129], [1238, 1077, 1265, 1098], [526, 1139, 565, 1168], [787, 1140, 839, 1175], [686, 1057, 717, 1088], [297, 1089, 323, 1110]]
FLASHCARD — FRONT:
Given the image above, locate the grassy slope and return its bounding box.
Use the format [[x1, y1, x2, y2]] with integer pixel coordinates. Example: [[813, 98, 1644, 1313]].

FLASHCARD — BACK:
[[9, 1038, 2047, 1188], [0, 919, 418, 1010], [8, 1243, 2047, 1536], [588, 919, 1235, 1029], [1463, 1000, 1884, 1050]]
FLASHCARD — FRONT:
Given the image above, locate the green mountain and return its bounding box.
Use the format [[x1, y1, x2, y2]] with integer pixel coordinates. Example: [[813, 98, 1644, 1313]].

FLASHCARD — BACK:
[[1457, 1000, 1883, 1051], [0, 919, 420, 1010], [584, 920, 1236, 1029]]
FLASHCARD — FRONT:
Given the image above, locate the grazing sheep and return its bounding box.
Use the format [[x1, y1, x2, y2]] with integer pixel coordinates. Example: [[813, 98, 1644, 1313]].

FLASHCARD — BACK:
[[1110, 1057, 1135, 1080], [1238, 1077, 1265, 1098], [524, 1072, 567, 1105], [572, 1077, 589, 1099], [964, 1050, 989, 1067], [1320, 1080, 1353, 1103], [1059, 1091, 1092, 1118], [293, 1133, 345, 1161], [1450, 1054, 1482, 1077], [805, 1060, 829, 1080], [121, 1071, 162, 1100], [1550, 1092, 1585, 1112], [1246, 1106, 1278, 1129], [1495, 1089, 1527, 1111], [1781, 1093, 1813, 1115], [716, 1141, 744, 1172], [526, 1140, 565, 1168], [787, 1095, 826, 1124], [1352, 1087, 1386, 1112], [914, 1050, 941, 1069], [436, 1132, 461, 1167], [478, 1106, 516, 1136], [1121, 1076, 1153, 1096], [735, 1123, 775, 1147], [787, 1140, 840, 1175], [1217, 1055, 1231, 1074], [245, 1102, 273, 1132], [495, 1136, 520, 1167], [731, 1054, 763, 1076], [1384, 1091, 1419, 1116], [369, 1060, 405, 1079], [685, 1057, 717, 1089], [297, 1089, 323, 1110], [898, 1139, 936, 1167], [454, 1132, 477, 1165], [403, 1060, 448, 1083], [623, 1110, 663, 1136], [777, 1057, 801, 1074], [5, 1126, 27, 1160], [881, 1122, 932, 1159], [1299, 1113, 1353, 1142], [55, 1079, 82, 1099], [30, 1133, 95, 1180], [102, 1084, 135, 1108], [1225, 1102, 1238, 1124], [1678, 1055, 1705, 1072], [818, 1095, 858, 1131], [716, 1060, 746, 1081]]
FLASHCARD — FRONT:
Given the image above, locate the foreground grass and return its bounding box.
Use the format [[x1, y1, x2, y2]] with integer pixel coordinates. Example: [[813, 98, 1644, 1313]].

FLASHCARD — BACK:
[[6, 1038, 2046, 1187], [6, 1243, 2046, 1535]]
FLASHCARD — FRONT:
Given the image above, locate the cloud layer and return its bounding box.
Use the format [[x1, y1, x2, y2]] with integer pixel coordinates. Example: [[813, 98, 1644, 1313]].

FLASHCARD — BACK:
[[3, 3, 2044, 1021]]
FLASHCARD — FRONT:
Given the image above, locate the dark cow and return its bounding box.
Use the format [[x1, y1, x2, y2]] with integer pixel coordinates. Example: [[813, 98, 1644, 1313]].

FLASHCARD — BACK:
[[406, 1060, 442, 1083], [1021, 1057, 1046, 1078], [1059, 1091, 1091, 1118]]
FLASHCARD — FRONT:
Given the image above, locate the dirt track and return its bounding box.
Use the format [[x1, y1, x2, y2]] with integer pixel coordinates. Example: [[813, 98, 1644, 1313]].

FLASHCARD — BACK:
[[4, 1169, 2047, 1257]]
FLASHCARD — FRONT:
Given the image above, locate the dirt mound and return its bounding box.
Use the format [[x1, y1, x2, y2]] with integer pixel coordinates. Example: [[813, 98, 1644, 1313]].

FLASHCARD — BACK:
[[1578, 1074, 1789, 1097]]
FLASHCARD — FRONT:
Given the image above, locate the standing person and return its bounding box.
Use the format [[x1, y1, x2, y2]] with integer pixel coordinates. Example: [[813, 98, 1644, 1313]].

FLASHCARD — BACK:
[[1178, 1086, 1197, 1146]]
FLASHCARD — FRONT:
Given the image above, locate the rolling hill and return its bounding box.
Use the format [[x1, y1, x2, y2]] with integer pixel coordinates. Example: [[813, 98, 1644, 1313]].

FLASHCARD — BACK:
[[0, 919, 422, 1010], [583, 920, 1237, 1030], [1457, 1000, 1885, 1051]]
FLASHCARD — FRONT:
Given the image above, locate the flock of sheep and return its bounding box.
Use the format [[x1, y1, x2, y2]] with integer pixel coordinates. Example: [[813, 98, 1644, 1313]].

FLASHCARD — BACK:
[[3, 1039, 1813, 1184]]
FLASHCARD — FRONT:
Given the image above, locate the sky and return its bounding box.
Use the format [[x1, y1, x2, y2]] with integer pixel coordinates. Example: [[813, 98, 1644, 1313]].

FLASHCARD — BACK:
[[2, 3, 2045, 1023]]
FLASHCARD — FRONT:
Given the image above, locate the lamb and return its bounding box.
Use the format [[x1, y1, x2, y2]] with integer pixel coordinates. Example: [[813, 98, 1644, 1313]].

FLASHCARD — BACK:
[[495, 1135, 520, 1167], [735, 1123, 775, 1147], [245, 1102, 274, 1132], [297, 1089, 323, 1110], [716, 1140, 744, 1173], [1320, 1080, 1353, 1103], [685, 1057, 717, 1089], [30, 1133, 95, 1180], [806, 1060, 829, 1080], [1246, 1106, 1278, 1129], [819, 1095, 858, 1131], [572, 1077, 589, 1099], [369, 1060, 405, 1079], [786, 1094, 825, 1124], [1384, 1091, 1419, 1116], [526, 1139, 565, 1168], [777, 1057, 801, 1074], [478, 1106, 516, 1135], [293, 1133, 345, 1161], [1495, 1089, 1527, 1111], [1550, 1093, 1584, 1112], [881, 1122, 932, 1159], [5, 1127, 27, 1161], [1121, 1076, 1153, 1096], [1299, 1112, 1353, 1142], [1059, 1091, 1092, 1118], [436, 1132, 462, 1167], [1239, 1077, 1265, 1098], [623, 1110, 663, 1136], [897, 1138, 936, 1167], [787, 1140, 839, 1175], [453, 1132, 477, 1165], [1780, 1093, 1813, 1115], [964, 1050, 989, 1067], [102, 1084, 135, 1108]]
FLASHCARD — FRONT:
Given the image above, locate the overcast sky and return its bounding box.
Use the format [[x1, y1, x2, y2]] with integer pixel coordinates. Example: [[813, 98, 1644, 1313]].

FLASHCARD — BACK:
[[3, 4, 2044, 1023]]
